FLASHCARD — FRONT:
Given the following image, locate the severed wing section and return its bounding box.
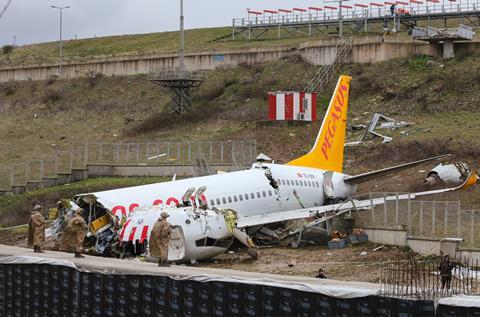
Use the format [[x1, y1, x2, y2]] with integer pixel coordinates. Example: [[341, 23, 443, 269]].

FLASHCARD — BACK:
[[236, 175, 470, 228]]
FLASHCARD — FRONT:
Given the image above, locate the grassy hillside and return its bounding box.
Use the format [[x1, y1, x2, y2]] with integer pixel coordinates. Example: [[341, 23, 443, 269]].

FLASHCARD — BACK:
[[0, 51, 479, 222], [0, 27, 317, 67]]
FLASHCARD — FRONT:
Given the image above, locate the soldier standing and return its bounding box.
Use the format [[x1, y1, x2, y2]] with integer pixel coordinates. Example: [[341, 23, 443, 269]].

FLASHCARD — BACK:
[[438, 255, 456, 290], [149, 212, 172, 266], [61, 208, 88, 258], [28, 205, 46, 253]]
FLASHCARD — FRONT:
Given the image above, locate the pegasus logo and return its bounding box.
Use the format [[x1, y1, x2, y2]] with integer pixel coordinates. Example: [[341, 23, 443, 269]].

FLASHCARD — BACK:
[[320, 82, 349, 161]]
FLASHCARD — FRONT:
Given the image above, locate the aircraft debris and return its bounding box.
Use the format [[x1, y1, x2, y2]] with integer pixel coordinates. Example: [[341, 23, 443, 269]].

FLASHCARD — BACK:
[[360, 251, 368, 256], [425, 162, 479, 187], [346, 113, 414, 146], [373, 245, 385, 252], [256, 153, 272, 162]]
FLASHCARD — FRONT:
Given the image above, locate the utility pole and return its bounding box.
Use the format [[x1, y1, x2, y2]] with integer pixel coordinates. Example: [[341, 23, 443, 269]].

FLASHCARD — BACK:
[[50, 5, 70, 77], [0, 0, 13, 21], [325, 0, 348, 37], [179, 0, 185, 74]]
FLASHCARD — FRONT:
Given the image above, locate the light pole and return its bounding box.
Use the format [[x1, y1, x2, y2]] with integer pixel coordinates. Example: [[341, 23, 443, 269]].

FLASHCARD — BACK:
[[178, 0, 185, 75], [50, 5, 70, 77]]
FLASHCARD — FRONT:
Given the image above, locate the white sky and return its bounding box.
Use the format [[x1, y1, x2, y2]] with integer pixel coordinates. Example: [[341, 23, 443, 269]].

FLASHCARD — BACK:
[[0, 0, 337, 46]]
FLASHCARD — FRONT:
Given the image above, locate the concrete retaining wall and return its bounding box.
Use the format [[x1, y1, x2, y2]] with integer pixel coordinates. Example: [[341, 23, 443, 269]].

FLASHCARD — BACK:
[[362, 227, 460, 257], [363, 227, 408, 246], [0, 35, 460, 82], [456, 249, 480, 262]]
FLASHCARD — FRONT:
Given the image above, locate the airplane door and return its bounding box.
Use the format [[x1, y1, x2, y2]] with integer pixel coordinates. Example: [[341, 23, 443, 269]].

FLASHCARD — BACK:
[[168, 225, 186, 261]]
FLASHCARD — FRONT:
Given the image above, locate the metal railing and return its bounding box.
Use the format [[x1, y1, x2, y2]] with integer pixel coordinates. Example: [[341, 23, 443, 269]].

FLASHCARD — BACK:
[[0, 140, 257, 193], [233, 2, 480, 28], [355, 193, 480, 248]]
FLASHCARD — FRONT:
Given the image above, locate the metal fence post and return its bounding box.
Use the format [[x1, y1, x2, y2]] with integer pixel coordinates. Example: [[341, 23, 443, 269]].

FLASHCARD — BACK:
[[420, 201, 424, 237], [457, 201, 461, 237], [370, 193, 375, 224], [432, 202, 436, 239], [471, 210, 475, 246], [407, 193, 411, 233], [220, 142, 224, 162], [384, 192, 388, 225], [136, 144, 140, 163], [444, 202, 448, 237], [395, 193, 399, 225], [177, 143, 181, 161]]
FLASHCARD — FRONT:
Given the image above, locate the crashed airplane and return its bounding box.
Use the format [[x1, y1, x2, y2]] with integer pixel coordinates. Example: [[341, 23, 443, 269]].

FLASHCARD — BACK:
[[50, 75, 479, 263]]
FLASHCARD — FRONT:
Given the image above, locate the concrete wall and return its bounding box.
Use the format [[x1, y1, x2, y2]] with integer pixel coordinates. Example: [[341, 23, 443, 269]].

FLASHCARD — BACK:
[[0, 35, 462, 82], [456, 249, 480, 263], [86, 164, 240, 177], [363, 227, 408, 246]]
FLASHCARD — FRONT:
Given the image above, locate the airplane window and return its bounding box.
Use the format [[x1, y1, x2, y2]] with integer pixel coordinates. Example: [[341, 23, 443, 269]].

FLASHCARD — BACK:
[[286, 180, 291, 185], [251, 193, 255, 199], [216, 198, 221, 205], [239, 195, 243, 201], [228, 196, 232, 203], [299, 180, 304, 186], [295, 180, 299, 186], [262, 191, 266, 197], [222, 197, 227, 204], [268, 190, 272, 196], [315, 181, 319, 187], [210, 199, 215, 206], [281, 179, 286, 185], [308, 181, 312, 187], [257, 192, 261, 198], [234, 196, 238, 202], [245, 194, 249, 200]]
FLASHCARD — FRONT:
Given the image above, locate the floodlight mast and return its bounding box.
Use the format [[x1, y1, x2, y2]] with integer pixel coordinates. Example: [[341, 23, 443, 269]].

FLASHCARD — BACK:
[[50, 5, 71, 77]]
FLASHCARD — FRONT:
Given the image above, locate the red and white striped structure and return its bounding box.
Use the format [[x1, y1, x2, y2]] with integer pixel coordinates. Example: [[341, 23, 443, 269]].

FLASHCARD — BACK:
[[268, 91, 317, 122]]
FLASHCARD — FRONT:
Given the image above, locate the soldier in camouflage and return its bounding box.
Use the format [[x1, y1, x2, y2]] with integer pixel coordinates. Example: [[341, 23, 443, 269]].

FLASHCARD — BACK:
[[28, 205, 46, 253], [61, 208, 88, 258], [149, 211, 172, 266]]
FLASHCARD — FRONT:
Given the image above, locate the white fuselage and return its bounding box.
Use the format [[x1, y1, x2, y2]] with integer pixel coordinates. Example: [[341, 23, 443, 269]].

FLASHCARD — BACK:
[[88, 163, 357, 222]]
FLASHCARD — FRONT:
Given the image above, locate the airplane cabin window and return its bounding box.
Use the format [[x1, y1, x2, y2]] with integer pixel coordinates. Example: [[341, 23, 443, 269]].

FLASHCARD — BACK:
[[239, 195, 243, 201], [299, 180, 304, 186], [245, 194, 249, 200], [281, 179, 286, 185], [251, 193, 255, 199], [216, 198, 221, 205], [295, 180, 299, 186], [257, 192, 261, 198], [315, 181, 319, 187], [228, 196, 232, 203], [210, 199, 215, 206], [308, 181, 312, 186], [234, 196, 238, 202], [268, 190, 272, 196], [262, 191, 266, 197], [286, 180, 291, 185], [222, 197, 227, 204]]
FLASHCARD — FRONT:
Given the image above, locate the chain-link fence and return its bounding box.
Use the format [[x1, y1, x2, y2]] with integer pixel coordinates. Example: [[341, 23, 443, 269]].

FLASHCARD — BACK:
[[0, 140, 257, 193], [354, 193, 480, 248]]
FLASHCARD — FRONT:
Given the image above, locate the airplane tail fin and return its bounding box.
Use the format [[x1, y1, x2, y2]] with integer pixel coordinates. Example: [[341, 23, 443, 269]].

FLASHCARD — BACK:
[[287, 75, 352, 173]]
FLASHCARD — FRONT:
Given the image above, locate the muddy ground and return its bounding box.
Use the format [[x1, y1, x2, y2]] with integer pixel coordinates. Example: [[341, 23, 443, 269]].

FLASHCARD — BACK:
[[0, 225, 413, 283]]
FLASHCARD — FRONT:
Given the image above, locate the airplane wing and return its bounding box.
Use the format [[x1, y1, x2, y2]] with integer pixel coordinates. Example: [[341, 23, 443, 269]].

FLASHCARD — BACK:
[[342, 154, 451, 185], [236, 174, 469, 228]]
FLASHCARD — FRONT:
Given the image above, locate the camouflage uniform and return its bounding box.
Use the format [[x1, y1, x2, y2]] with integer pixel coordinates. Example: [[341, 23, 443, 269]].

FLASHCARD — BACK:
[[61, 209, 88, 258], [149, 212, 172, 266], [27, 205, 46, 253]]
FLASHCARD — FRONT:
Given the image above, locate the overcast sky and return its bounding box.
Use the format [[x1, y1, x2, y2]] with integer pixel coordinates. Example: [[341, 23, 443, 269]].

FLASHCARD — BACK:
[[0, 0, 333, 46]]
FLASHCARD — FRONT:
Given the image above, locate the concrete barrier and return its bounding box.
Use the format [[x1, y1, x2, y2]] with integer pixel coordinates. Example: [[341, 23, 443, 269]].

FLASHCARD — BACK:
[[0, 35, 467, 82], [363, 227, 408, 246], [456, 249, 480, 262], [407, 238, 459, 257]]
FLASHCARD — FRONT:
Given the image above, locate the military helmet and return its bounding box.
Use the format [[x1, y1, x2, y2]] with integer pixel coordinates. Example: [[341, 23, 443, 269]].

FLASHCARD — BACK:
[[33, 205, 42, 211], [160, 211, 170, 219]]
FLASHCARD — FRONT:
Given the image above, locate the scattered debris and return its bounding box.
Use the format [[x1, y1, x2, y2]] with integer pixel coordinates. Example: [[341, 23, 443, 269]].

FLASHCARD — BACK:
[[256, 153, 272, 162], [346, 113, 414, 146], [373, 245, 385, 252], [360, 251, 368, 256]]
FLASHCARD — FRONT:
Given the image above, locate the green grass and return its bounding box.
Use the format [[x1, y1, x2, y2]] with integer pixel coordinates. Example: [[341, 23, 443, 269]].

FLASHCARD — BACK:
[[0, 176, 169, 227], [0, 27, 320, 67]]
